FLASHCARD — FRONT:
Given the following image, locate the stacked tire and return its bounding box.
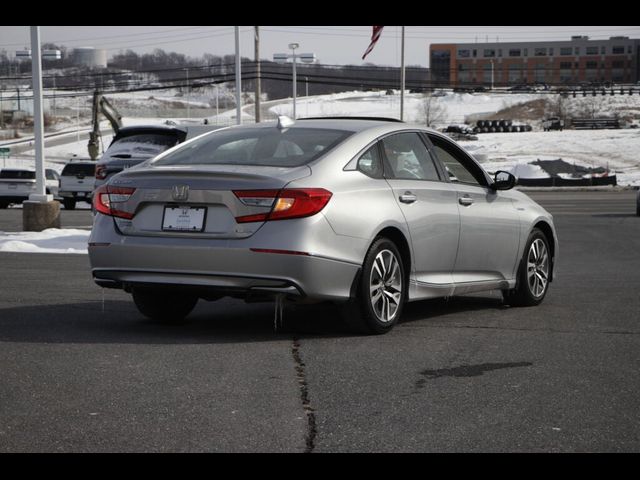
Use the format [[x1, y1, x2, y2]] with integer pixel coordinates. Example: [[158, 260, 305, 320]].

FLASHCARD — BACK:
[[475, 119, 532, 133]]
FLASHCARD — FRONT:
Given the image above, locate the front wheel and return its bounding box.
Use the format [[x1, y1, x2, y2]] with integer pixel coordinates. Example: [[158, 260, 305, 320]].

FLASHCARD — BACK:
[[132, 289, 198, 323], [503, 228, 551, 307], [342, 238, 406, 335]]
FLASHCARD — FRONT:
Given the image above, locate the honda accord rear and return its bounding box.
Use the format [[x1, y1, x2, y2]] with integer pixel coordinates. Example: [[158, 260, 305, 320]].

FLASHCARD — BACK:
[[89, 117, 557, 334]]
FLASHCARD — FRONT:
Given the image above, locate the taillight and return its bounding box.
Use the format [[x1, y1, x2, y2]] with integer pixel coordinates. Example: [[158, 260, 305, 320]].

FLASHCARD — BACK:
[[233, 188, 332, 223], [93, 185, 136, 219], [95, 165, 107, 180]]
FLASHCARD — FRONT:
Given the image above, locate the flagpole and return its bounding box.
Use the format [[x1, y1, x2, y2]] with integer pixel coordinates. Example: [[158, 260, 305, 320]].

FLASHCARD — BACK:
[[400, 26, 405, 121]]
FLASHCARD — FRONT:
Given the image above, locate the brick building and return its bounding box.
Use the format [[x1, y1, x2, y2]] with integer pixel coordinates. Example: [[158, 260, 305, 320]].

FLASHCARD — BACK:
[[430, 36, 640, 88]]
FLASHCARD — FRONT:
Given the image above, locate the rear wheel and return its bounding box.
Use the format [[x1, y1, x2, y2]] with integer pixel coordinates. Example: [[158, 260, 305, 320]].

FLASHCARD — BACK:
[[503, 229, 551, 307], [62, 198, 76, 210], [132, 289, 198, 323], [343, 238, 406, 335]]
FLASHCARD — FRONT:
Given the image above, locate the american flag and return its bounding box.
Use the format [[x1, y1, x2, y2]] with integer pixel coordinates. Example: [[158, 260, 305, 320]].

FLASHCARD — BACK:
[[362, 26, 384, 60]]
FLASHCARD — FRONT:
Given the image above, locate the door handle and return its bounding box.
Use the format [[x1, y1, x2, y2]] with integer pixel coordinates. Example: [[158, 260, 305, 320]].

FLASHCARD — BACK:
[[399, 192, 417, 204], [458, 196, 474, 206]]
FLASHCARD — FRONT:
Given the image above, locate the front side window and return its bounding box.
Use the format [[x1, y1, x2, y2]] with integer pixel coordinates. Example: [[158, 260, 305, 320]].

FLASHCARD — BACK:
[[153, 127, 352, 168], [381, 133, 440, 182], [428, 135, 487, 187]]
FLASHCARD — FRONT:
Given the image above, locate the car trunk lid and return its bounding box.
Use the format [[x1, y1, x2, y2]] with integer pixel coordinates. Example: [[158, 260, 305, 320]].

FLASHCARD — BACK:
[[107, 164, 312, 239]]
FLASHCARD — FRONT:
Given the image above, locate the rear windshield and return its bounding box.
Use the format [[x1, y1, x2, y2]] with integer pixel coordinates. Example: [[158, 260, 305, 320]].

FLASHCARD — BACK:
[[152, 127, 352, 168], [107, 133, 182, 157], [61, 164, 95, 176], [0, 170, 35, 179]]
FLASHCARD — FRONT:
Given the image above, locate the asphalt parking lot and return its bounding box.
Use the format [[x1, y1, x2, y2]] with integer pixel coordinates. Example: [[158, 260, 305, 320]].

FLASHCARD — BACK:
[[0, 190, 639, 452]]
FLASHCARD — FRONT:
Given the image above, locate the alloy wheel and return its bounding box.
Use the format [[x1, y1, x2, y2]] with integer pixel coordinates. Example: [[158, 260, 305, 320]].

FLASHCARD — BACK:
[[369, 249, 403, 323], [527, 238, 549, 298]]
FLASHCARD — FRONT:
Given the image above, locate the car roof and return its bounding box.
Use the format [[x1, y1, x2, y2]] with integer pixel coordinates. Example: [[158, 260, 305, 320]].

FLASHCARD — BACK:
[[115, 125, 188, 136], [220, 117, 427, 135]]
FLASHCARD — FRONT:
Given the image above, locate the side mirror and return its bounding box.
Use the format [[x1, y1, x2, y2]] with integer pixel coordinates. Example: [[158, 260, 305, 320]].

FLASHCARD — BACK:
[[491, 170, 517, 191]]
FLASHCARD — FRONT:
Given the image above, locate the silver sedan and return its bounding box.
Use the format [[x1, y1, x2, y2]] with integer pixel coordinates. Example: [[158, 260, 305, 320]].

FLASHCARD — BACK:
[[89, 117, 558, 334]]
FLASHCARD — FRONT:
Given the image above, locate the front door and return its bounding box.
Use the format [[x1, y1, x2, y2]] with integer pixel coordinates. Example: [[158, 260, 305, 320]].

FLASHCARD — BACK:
[[427, 134, 521, 285]]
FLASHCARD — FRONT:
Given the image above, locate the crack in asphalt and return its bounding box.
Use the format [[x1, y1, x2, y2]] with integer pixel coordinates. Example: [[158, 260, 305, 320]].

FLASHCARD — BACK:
[[292, 336, 317, 453]]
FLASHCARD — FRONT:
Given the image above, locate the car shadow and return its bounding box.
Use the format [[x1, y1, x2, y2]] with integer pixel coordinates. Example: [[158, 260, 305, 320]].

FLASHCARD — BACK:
[[0, 294, 508, 345]]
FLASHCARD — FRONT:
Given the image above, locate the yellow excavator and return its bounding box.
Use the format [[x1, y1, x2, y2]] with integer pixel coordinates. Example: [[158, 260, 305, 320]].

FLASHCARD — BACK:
[[87, 90, 122, 160]]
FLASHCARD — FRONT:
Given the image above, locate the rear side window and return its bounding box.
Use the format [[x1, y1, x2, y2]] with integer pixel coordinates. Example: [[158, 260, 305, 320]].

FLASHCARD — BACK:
[[357, 145, 383, 179], [61, 164, 95, 176], [0, 170, 35, 180], [153, 127, 352, 168], [382, 133, 440, 181]]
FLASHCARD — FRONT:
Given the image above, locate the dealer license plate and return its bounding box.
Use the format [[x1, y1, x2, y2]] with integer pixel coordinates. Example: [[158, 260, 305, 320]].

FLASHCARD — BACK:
[[162, 206, 206, 232]]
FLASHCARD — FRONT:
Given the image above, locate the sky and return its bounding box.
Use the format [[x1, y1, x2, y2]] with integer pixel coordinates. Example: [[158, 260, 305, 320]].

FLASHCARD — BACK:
[[1, 26, 640, 68]]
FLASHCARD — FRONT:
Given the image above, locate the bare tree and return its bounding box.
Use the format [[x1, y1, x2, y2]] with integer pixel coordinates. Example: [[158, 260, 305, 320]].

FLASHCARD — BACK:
[[419, 93, 446, 127]]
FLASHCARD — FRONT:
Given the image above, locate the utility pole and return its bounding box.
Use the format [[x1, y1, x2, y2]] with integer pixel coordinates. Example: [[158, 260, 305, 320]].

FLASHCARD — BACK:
[[235, 26, 242, 125], [29, 26, 47, 201], [23, 26, 59, 233], [254, 26, 261, 123], [400, 26, 405, 121]]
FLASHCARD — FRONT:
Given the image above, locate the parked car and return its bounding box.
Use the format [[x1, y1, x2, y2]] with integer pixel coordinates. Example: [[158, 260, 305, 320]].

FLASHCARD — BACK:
[[89, 117, 558, 334], [542, 117, 565, 131], [508, 84, 535, 93], [94, 124, 223, 191], [0, 168, 60, 208], [636, 189, 640, 216], [59, 160, 96, 210]]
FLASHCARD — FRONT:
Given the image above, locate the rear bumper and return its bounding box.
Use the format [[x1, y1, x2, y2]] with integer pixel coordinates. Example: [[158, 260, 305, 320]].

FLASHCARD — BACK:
[[88, 214, 364, 302], [90, 247, 360, 301], [59, 190, 93, 198], [0, 195, 29, 203]]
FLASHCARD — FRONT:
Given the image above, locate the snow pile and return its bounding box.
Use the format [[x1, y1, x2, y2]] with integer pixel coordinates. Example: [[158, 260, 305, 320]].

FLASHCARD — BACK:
[[0, 228, 90, 254], [509, 162, 549, 179]]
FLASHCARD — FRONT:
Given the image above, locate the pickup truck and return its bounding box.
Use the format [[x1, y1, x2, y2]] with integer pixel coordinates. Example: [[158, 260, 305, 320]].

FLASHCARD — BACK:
[[542, 117, 565, 131], [59, 160, 96, 210], [0, 168, 60, 208]]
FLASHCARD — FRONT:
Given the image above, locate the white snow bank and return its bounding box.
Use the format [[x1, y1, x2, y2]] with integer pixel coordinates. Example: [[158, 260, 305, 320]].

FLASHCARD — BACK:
[[0, 228, 90, 254]]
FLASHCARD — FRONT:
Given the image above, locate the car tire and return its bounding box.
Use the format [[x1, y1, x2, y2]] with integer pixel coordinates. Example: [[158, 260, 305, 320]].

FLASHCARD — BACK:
[[503, 228, 551, 307], [63, 198, 76, 210], [342, 238, 406, 335], [132, 289, 198, 323]]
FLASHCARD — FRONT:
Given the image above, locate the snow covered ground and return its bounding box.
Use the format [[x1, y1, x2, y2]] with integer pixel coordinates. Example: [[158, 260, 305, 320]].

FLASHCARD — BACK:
[[462, 129, 640, 187], [0, 228, 89, 254]]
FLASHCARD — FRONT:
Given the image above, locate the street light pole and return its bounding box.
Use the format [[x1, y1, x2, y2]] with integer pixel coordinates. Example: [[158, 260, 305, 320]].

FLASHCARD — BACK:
[[273, 45, 315, 120]]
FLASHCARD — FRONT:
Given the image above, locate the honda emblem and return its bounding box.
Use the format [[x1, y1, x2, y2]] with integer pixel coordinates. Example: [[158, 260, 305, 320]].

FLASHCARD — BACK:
[[172, 185, 189, 201]]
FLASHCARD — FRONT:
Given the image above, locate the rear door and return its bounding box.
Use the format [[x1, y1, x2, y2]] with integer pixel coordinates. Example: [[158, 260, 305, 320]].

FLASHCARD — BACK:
[[380, 132, 460, 293]]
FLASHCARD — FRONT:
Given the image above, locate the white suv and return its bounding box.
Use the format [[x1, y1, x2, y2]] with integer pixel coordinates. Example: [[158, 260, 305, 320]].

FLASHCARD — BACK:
[[0, 168, 60, 208], [59, 160, 96, 210]]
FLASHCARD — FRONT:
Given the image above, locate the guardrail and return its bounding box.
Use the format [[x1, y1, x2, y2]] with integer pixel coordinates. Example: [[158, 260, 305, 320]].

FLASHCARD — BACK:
[[570, 118, 621, 130]]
